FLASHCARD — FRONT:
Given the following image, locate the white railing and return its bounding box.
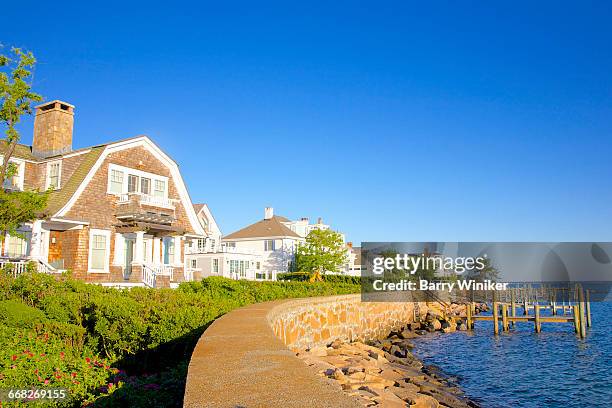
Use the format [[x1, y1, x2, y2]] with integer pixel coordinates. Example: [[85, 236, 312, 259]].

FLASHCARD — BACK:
[[0, 260, 29, 277], [0, 259, 61, 277], [142, 264, 157, 288], [186, 246, 259, 256], [117, 193, 177, 210], [141, 263, 175, 287], [140, 194, 177, 209], [184, 268, 198, 282]]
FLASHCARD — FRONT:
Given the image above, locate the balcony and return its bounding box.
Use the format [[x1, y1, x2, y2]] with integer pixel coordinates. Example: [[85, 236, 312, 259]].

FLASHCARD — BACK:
[[115, 193, 183, 233], [117, 193, 178, 210]]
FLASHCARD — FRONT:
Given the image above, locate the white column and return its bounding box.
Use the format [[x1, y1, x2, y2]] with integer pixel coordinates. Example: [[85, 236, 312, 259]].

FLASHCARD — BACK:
[[134, 231, 145, 264], [153, 237, 161, 265], [173, 236, 182, 266], [29, 220, 43, 260], [113, 234, 125, 266]]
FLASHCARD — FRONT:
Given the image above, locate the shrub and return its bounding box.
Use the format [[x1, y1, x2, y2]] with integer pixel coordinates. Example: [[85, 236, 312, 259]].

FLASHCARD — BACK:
[[0, 273, 360, 407]]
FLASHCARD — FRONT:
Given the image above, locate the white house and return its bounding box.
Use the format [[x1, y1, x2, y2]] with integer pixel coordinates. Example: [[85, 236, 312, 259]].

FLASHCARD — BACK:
[[184, 204, 268, 280], [221, 207, 305, 280]]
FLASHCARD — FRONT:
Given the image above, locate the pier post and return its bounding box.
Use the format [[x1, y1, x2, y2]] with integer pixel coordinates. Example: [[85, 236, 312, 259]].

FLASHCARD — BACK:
[[511, 289, 516, 327], [578, 287, 586, 338], [466, 303, 472, 330], [573, 305, 580, 335], [502, 304, 509, 331], [493, 301, 499, 335], [534, 304, 541, 333], [524, 298, 529, 315], [585, 290, 591, 328]]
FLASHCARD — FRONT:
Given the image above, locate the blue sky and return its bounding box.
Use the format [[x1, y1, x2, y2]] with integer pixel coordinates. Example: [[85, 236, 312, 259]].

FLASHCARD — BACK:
[[3, 1, 612, 243]]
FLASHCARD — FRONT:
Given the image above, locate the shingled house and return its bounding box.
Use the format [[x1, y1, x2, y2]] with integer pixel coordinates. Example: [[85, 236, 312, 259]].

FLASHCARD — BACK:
[[0, 100, 207, 287]]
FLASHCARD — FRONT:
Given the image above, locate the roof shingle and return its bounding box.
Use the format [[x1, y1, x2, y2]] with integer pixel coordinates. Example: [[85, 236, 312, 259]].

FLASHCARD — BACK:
[[223, 216, 300, 240]]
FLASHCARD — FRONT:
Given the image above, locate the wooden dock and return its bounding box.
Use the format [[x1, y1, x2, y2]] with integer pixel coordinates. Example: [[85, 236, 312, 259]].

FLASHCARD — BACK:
[[460, 284, 592, 338]]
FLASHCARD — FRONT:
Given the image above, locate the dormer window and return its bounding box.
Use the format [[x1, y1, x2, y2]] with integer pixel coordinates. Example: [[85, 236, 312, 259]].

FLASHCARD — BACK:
[[46, 161, 62, 190]]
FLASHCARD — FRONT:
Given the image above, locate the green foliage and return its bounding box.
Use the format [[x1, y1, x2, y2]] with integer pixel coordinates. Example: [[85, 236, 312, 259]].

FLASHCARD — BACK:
[[278, 271, 361, 285], [0, 46, 47, 238], [0, 272, 360, 407], [295, 229, 347, 274]]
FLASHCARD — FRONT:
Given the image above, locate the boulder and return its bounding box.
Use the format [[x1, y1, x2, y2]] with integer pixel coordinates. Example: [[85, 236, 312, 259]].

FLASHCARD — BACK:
[[308, 345, 328, 357], [372, 390, 407, 408], [411, 393, 440, 408]]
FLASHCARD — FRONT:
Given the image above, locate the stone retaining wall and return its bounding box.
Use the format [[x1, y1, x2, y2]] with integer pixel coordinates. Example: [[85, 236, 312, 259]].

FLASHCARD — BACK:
[[184, 294, 426, 407], [268, 294, 424, 351]]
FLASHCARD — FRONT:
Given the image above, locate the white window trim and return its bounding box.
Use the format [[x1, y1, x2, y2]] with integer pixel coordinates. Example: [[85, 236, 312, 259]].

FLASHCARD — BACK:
[[106, 163, 169, 197], [45, 160, 62, 190], [0, 156, 25, 191], [88, 229, 111, 273]]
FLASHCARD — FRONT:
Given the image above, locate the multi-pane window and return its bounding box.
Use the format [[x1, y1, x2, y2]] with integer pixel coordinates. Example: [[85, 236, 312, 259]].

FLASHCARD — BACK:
[[189, 259, 197, 269], [154, 180, 165, 197], [110, 170, 124, 193], [212, 259, 219, 273], [109, 165, 168, 198], [47, 162, 61, 189], [256, 262, 261, 270], [264, 240, 275, 251], [6, 233, 30, 257], [140, 177, 151, 195], [90, 233, 108, 270], [127, 175, 139, 193], [197, 238, 206, 252], [210, 239, 216, 252]]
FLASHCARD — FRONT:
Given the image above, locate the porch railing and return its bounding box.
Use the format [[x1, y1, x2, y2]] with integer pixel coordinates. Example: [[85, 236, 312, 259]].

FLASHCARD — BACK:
[[0, 259, 60, 278], [142, 264, 157, 288], [141, 263, 175, 288]]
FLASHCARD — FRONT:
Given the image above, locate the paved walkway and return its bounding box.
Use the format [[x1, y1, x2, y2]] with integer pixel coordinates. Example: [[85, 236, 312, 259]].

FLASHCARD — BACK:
[[183, 299, 361, 408]]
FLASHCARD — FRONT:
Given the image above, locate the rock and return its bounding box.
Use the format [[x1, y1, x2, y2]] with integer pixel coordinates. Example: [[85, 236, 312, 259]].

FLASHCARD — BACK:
[[458, 323, 467, 331], [308, 345, 328, 357], [411, 393, 440, 408], [389, 385, 419, 403], [329, 339, 343, 349], [348, 371, 366, 381], [399, 329, 419, 339], [415, 329, 428, 335], [346, 365, 365, 375], [394, 347, 408, 359], [373, 390, 407, 407], [359, 385, 382, 396], [331, 368, 348, 383], [431, 320, 442, 331], [379, 369, 405, 382]]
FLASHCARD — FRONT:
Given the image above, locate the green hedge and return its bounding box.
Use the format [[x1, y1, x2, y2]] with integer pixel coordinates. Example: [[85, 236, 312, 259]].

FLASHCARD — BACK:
[[277, 271, 361, 285], [0, 272, 360, 407]]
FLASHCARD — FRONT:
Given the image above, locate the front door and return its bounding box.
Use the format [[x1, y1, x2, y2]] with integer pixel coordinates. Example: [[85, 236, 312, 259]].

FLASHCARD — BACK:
[[124, 239, 135, 279]]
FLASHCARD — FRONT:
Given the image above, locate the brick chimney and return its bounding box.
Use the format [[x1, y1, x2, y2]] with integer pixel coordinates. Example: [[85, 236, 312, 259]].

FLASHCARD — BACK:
[[264, 207, 274, 220], [32, 100, 74, 158]]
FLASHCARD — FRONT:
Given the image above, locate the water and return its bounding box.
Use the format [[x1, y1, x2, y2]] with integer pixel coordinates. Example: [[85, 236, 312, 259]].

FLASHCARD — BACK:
[[411, 302, 612, 408]]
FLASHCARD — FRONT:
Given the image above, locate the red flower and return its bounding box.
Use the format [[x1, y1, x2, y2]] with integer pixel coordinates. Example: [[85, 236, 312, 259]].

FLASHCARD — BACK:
[[85, 357, 91, 363], [60, 352, 65, 359], [34, 369, 39, 374], [40, 353, 46, 357], [11, 355, 17, 361], [71, 372, 77, 378]]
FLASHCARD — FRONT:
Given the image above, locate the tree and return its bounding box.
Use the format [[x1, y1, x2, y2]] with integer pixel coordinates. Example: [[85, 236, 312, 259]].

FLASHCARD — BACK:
[[0, 46, 47, 239], [295, 229, 347, 279], [465, 257, 499, 282]]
